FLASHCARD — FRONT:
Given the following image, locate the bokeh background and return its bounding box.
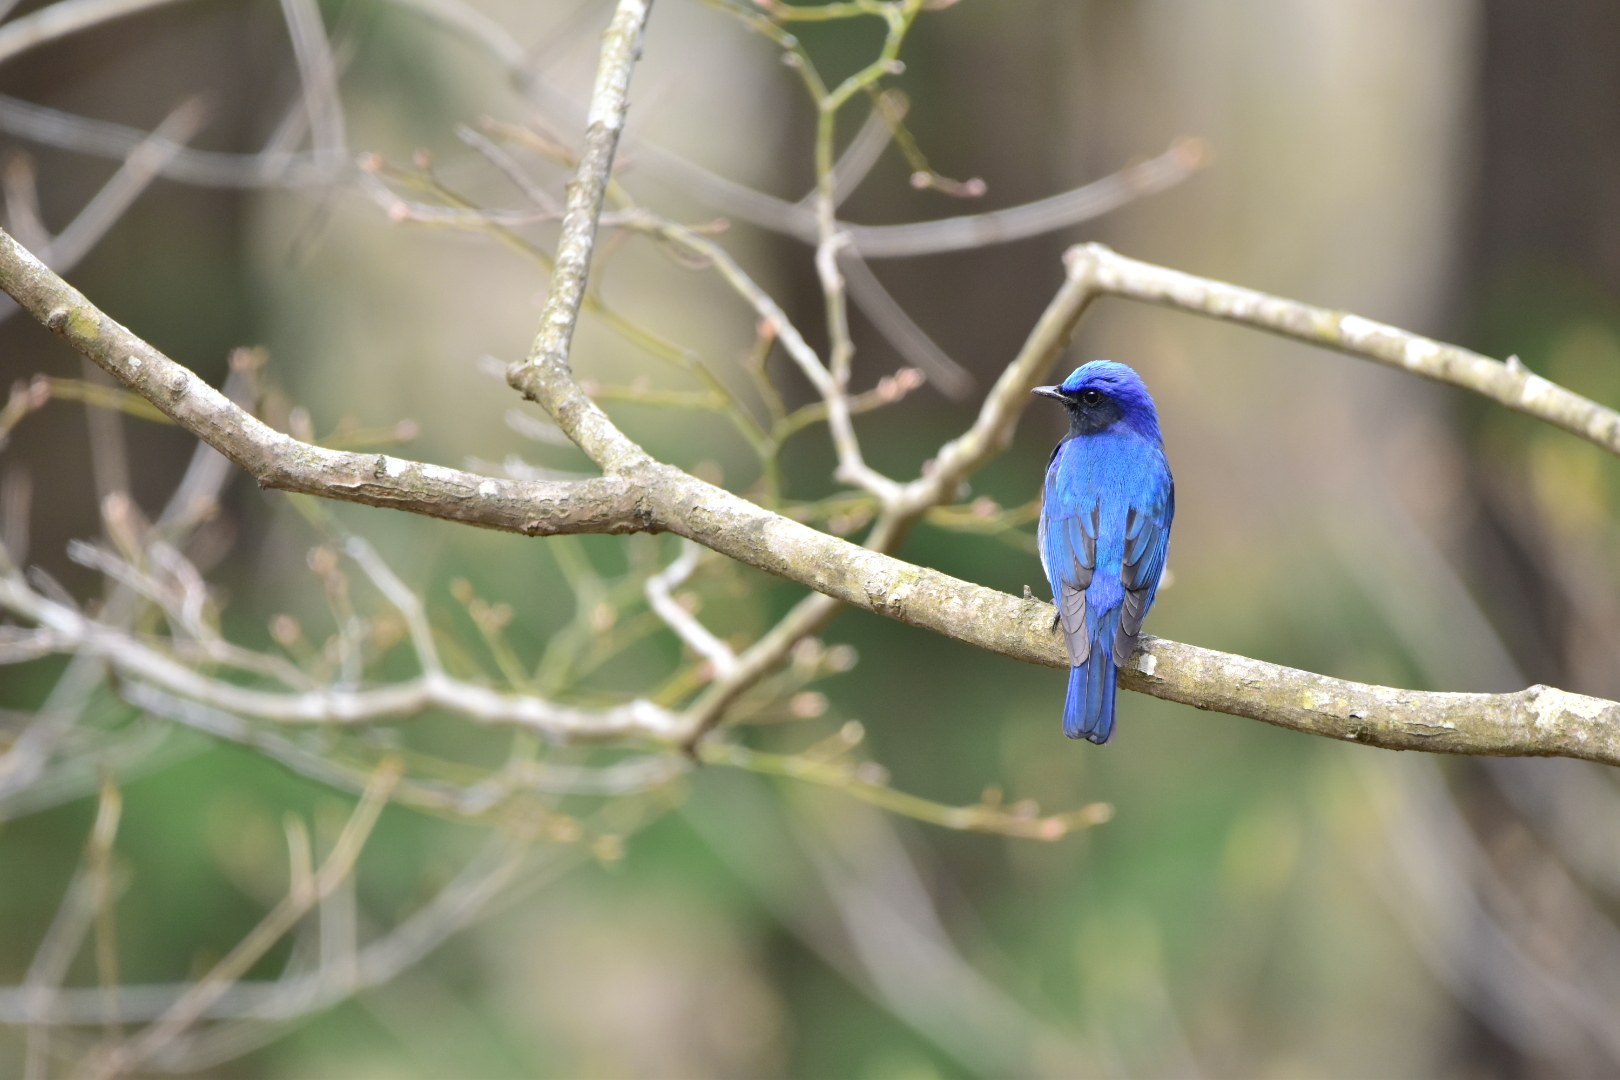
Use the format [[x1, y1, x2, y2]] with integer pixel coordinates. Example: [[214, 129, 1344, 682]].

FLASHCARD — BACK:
[[4, 0, 1620, 1076]]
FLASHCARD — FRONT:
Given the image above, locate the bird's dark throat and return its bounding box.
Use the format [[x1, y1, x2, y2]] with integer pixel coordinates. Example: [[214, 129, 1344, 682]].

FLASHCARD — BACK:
[[1065, 397, 1124, 438]]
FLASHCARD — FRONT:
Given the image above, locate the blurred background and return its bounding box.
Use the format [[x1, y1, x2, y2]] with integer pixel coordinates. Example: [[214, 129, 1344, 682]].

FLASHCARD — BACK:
[[3, 0, 1620, 1076]]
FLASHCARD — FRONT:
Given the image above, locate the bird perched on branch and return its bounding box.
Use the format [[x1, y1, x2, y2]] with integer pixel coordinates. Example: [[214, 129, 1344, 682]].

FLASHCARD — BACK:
[[1034, 361, 1174, 743]]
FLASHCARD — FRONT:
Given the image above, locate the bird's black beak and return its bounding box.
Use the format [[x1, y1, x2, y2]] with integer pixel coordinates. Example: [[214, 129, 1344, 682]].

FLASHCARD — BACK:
[[1031, 385, 1068, 402]]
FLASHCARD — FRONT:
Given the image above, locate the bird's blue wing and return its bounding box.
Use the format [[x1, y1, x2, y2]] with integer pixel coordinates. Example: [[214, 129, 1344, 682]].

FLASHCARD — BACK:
[[1113, 478, 1174, 663], [1040, 502, 1099, 667]]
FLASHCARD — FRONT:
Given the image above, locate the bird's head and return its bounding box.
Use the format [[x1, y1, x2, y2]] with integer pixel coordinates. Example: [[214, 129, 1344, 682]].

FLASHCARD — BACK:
[[1032, 360, 1162, 443]]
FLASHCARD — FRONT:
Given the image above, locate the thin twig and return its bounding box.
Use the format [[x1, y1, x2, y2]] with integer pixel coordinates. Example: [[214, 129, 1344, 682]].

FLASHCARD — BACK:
[[88, 773, 124, 1046], [506, 0, 656, 474], [0, 568, 685, 742], [645, 539, 738, 680], [701, 738, 1111, 840]]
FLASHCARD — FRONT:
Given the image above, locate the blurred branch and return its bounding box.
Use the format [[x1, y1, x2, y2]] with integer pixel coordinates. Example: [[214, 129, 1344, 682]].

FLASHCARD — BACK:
[[1364, 757, 1620, 1072], [627, 130, 1204, 257], [0, 0, 185, 67], [2, 152, 48, 253], [837, 248, 975, 399], [701, 735, 1112, 840], [40, 96, 208, 273], [85, 759, 401, 1079], [380, 0, 1204, 260], [836, 137, 1206, 257], [21, 778, 124, 1080], [685, 775, 1097, 1076], [0, 376, 52, 448], [4, 832, 560, 1030], [800, 89, 899, 209], [37, 376, 170, 424], [0, 94, 322, 188], [277, 0, 346, 179], [87, 774, 124, 1047]]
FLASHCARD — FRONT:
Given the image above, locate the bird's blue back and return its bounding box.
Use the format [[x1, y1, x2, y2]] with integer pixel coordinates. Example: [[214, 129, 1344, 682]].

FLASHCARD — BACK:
[[1036, 361, 1173, 743]]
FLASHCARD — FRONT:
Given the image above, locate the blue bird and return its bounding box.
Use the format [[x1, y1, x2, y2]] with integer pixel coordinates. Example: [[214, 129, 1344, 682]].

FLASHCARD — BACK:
[[1034, 361, 1174, 743]]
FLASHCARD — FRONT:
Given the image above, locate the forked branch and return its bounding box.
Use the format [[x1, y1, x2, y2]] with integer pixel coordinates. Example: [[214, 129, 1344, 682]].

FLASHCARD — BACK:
[[4, 225, 1620, 765]]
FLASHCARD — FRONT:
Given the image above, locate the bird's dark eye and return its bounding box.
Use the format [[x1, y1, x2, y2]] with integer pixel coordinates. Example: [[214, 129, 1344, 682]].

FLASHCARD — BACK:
[[1079, 389, 1104, 407]]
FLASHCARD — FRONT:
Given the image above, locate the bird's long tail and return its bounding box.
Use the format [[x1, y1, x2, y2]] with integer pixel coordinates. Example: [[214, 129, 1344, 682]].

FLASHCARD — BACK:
[[1064, 610, 1120, 743]]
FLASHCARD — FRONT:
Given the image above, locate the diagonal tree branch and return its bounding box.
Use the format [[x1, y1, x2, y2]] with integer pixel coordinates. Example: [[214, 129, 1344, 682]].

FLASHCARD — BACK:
[[0, 230, 648, 536], [1069, 243, 1620, 458]]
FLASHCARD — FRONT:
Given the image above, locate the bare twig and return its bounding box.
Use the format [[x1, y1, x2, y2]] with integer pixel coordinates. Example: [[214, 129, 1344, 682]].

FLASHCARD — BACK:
[[645, 539, 738, 680], [701, 737, 1111, 840], [357, 167, 561, 227], [621, 212, 898, 498]]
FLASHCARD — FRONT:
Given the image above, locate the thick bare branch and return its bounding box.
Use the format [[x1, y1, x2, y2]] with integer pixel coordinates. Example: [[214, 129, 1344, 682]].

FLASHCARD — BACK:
[[0, 228, 647, 535]]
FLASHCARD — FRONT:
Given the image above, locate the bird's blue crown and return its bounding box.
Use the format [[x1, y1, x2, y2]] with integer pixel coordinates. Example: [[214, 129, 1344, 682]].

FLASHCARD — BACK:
[[1058, 360, 1163, 444]]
